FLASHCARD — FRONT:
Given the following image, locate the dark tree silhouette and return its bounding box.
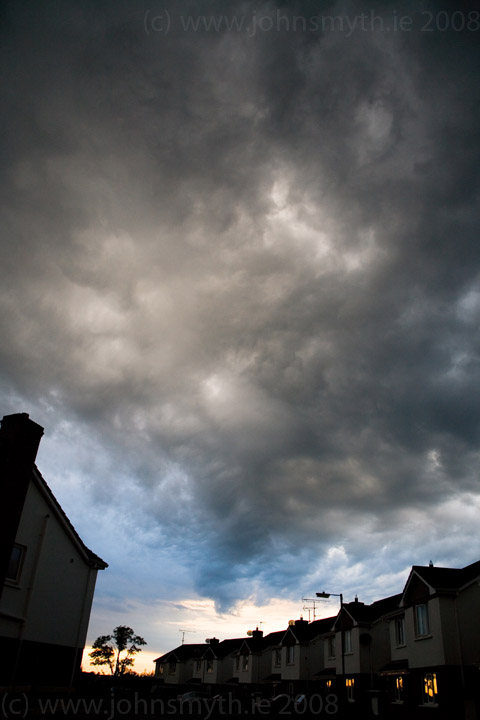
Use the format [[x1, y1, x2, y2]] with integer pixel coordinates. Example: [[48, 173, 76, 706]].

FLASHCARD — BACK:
[[89, 625, 147, 676]]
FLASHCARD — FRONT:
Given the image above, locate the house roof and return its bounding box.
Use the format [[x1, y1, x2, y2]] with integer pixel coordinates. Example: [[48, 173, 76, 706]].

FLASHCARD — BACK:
[[281, 616, 335, 644], [335, 594, 402, 628], [154, 643, 207, 663], [202, 638, 245, 659], [238, 636, 263, 654], [404, 560, 480, 595], [33, 465, 108, 569], [378, 659, 409, 675], [261, 630, 285, 648]]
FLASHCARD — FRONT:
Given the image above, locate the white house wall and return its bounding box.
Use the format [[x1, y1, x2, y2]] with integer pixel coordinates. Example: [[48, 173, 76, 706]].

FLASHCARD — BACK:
[[404, 597, 446, 668], [0, 476, 97, 649], [456, 582, 480, 666]]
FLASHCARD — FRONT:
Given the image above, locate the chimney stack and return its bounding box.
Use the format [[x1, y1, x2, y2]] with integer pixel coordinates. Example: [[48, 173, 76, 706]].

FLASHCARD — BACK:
[[0, 413, 44, 596]]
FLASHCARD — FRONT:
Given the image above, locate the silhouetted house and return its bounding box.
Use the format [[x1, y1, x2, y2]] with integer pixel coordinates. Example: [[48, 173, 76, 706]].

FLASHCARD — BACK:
[[324, 594, 401, 715], [380, 561, 480, 720], [256, 629, 284, 694], [0, 413, 107, 686], [232, 628, 264, 686], [202, 637, 244, 689], [152, 560, 480, 718], [154, 643, 207, 685], [279, 616, 337, 695]]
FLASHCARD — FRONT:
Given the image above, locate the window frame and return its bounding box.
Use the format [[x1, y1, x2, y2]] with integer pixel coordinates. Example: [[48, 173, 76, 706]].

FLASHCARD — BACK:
[[344, 629, 352, 654], [286, 645, 295, 665], [327, 635, 336, 659], [422, 672, 438, 706], [415, 604, 430, 637], [393, 675, 405, 703], [6, 543, 26, 584], [345, 677, 355, 702], [395, 616, 406, 646]]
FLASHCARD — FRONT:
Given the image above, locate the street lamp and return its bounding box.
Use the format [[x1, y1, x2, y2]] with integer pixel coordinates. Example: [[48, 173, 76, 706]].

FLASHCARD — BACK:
[[316, 592, 345, 679]]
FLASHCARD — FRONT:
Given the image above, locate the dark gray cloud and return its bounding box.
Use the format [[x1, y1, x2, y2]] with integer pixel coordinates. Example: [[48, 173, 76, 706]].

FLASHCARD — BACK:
[[1, 0, 480, 616]]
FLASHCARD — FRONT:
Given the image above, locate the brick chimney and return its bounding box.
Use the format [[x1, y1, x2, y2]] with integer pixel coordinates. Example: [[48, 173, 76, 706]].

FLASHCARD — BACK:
[[294, 617, 308, 627], [0, 413, 44, 596]]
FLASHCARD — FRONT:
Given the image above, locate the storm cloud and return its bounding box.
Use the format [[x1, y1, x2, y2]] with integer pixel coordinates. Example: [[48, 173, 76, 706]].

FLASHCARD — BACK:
[[1, 0, 480, 640]]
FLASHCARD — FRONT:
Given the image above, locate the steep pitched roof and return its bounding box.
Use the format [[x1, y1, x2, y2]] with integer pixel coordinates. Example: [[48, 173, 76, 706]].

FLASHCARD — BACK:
[[335, 594, 402, 628], [282, 616, 336, 643], [406, 560, 480, 594], [261, 630, 285, 648], [33, 466, 108, 569], [202, 638, 245, 659], [154, 643, 207, 663]]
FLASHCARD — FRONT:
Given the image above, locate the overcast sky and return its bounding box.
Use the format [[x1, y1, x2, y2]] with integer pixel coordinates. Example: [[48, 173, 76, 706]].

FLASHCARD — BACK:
[[2, 0, 480, 671]]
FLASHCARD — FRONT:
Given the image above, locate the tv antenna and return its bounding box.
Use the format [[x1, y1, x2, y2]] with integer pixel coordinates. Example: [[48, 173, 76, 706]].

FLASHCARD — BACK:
[[246, 622, 265, 635], [301, 597, 321, 621], [179, 629, 196, 644]]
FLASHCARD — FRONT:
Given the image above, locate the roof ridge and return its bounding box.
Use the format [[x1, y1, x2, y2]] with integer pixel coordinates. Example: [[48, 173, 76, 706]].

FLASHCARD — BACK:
[[33, 464, 108, 569]]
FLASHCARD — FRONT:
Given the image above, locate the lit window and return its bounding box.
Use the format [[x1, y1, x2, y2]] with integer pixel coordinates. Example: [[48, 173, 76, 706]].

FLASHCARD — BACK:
[[415, 604, 430, 637], [327, 636, 336, 658], [6, 544, 25, 583], [274, 649, 282, 667], [423, 673, 438, 705], [394, 675, 404, 703], [325, 680, 332, 689], [344, 630, 352, 653], [395, 617, 405, 646], [206, 659, 214, 673], [157, 664, 164, 675], [286, 645, 295, 664], [346, 677, 355, 702]]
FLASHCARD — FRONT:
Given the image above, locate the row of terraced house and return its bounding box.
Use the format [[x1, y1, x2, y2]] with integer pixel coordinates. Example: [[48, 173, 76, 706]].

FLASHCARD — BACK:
[[154, 560, 480, 720]]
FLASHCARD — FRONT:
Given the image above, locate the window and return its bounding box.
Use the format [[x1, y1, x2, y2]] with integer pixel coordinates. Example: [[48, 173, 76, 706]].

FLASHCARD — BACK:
[[274, 649, 282, 667], [206, 659, 214, 673], [394, 675, 405, 703], [286, 645, 295, 664], [346, 677, 355, 702], [242, 654, 249, 671], [6, 544, 25, 583], [415, 604, 430, 637], [395, 616, 405, 646], [157, 664, 164, 675], [344, 630, 352, 654], [168, 662, 176, 675], [327, 636, 336, 659], [423, 673, 438, 705], [195, 660, 202, 672]]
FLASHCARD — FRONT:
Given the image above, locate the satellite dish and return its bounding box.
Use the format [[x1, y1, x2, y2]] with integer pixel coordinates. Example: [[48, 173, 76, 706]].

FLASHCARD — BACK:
[[288, 620, 295, 626], [247, 630, 253, 636], [205, 638, 211, 643]]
